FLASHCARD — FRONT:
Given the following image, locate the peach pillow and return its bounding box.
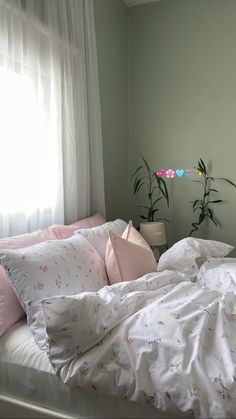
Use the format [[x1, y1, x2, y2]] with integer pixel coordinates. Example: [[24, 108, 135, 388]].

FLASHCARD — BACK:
[[105, 221, 157, 285], [49, 213, 106, 239]]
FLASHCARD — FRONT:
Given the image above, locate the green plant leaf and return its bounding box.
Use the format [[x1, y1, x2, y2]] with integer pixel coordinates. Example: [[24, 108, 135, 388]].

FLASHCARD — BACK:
[[139, 215, 147, 220], [133, 178, 142, 195], [141, 156, 150, 171], [133, 173, 150, 183], [207, 200, 223, 204], [207, 188, 219, 193], [189, 222, 200, 237], [136, 181, 148, 194], [148, 207, 153, 222], [151, 185, 158, 194], [195, 165, 202, 173], [132, 176, 138, 192], [153, 197, 163, 206], [131, 165, 145, 181], [158, 177, 169, 207], [205, 213, 218, 226], [197, 165, 204, 176], [132, 157, 170, 223], [137, 205, 150, 210], [198, 213, 205, 224], [192, 199, 202, 207], [216, 177, 236, 188], [206, 207, 214, 219], [154, 176, 169, 206], [133, 175, 140, 189], [199, 158, 207, 174], [189, 157, 225, 234]]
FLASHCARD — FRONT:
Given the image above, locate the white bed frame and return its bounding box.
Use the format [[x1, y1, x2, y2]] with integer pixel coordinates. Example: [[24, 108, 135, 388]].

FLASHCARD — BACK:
[[0, 394, 76, 419]]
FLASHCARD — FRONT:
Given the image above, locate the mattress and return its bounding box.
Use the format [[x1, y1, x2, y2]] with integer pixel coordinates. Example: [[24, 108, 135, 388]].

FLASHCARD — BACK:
[[0, 321, 190, 418]]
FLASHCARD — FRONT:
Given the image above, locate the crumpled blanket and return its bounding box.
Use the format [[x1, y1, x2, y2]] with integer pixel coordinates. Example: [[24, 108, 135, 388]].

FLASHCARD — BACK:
[[42, 260, 236, 419]]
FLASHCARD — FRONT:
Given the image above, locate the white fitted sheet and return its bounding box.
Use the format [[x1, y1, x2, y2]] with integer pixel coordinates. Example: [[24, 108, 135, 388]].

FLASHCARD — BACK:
[[0, 320, 191, 418]]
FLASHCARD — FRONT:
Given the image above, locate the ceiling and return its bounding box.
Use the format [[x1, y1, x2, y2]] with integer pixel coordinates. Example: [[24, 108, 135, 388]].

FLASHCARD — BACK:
[[123, 0, 160, 7]]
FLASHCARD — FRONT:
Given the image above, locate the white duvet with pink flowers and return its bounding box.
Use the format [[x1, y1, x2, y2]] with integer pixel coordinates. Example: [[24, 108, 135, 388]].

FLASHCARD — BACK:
[[42, 239, 236, 419]]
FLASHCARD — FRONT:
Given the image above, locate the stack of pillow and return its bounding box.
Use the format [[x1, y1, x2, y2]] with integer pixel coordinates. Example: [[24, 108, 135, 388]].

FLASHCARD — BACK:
[[0, 213, 105, 337], [76, 220, 156, 285], [0, 215, 156, 348]]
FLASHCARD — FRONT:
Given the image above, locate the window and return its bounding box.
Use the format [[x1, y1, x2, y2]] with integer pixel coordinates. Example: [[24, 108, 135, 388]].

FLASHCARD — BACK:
[[0, 1, 65, 236], [0, 67, 60, 214], [0, 0, 105, 237]]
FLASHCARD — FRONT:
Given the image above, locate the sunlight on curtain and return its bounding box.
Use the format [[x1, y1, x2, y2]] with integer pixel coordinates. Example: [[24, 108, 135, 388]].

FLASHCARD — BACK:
[[0, 0, 105, 238], [0, 68, 59, 214]]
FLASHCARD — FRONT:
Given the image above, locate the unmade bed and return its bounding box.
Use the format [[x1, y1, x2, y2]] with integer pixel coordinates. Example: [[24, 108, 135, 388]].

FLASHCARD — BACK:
[[0, 219, 236, 419], [0, 320, 190, 418]]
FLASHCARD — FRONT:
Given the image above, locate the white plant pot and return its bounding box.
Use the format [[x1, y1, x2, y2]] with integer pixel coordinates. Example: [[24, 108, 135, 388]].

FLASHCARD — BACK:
[[139, 221, 167, 260]]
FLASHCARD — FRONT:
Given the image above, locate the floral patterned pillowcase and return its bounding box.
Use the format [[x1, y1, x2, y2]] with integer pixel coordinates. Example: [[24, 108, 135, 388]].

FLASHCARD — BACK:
[[0, 234, 109, 350], [74, 219, 128, 260]]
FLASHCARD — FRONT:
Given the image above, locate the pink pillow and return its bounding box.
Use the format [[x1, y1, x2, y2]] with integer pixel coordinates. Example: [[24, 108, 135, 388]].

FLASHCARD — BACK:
[[105, 221, 157, 285], [0, 228, 58, 336], [0, 228, 57, 249], [0, 267, 25, 335], [49, 213, 106, 239]]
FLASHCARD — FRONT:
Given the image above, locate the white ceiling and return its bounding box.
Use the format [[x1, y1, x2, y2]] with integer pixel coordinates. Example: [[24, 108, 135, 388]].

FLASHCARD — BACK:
[[123, 0, 160, 7]]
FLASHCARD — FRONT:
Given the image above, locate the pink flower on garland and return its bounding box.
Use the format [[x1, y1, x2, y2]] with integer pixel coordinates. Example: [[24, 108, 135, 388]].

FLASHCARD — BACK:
[[155, 169, 166, 178], [165, 169, 175, 178]]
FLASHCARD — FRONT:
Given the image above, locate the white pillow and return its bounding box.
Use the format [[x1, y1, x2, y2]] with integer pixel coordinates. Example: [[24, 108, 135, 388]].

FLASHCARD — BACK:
[[74, 219, 127, 260], [196, 257, 236, 293], [157, 237, 233, 281], [0, 235, 109, 349]]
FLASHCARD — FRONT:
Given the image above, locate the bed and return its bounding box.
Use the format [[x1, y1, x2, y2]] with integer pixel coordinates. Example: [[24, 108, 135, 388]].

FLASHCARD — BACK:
[[0, 319, 192, 419], [0, 219, 235, 419]]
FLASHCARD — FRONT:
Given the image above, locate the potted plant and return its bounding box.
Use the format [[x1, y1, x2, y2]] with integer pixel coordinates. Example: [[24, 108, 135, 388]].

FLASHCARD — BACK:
[[131, 157, 169, 258], [189, 158, 236, 237], [131, 156, 169, 223]]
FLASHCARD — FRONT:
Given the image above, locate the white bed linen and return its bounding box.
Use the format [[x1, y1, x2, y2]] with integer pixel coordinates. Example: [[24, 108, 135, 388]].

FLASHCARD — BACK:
[[0, 320, 189, 418], [1, 238, 230, 419], [41, 246, 236, 419]]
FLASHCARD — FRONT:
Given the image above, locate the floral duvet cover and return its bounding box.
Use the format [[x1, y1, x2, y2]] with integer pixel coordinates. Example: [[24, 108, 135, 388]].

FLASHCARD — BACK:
[[41, 250, 236, 419]]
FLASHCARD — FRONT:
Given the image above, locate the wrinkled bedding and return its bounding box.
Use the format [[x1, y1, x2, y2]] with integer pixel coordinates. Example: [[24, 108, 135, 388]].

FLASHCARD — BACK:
[[41, 248, 236, 419]]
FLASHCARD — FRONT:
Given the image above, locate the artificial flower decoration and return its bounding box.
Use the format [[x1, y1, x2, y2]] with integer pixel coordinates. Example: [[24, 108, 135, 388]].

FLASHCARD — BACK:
[[165, 169, 175, 179], [155, 169, 166, 178], [185, 169, 195, 177], [175, 169, 185, 178]]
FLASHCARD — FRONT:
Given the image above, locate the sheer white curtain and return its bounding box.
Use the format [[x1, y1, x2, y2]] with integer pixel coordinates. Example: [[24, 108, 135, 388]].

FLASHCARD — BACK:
[[0, 0, 105, 238]]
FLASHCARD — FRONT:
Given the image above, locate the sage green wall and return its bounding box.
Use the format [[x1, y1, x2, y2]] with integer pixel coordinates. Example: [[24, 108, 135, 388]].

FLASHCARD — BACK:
[[129, 0, 236, 248], [94, 0, 129, 221]]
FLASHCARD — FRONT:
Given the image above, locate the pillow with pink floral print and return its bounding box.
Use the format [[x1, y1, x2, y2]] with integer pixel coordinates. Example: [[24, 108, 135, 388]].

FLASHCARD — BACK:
[[75, 219, 127, 260], [0, 234, 109, 348], [0, 227, 57, 336]]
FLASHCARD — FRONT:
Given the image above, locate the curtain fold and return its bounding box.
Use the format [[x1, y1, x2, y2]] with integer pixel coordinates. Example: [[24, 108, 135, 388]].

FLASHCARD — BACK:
[[0, 0, 106, 238]]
